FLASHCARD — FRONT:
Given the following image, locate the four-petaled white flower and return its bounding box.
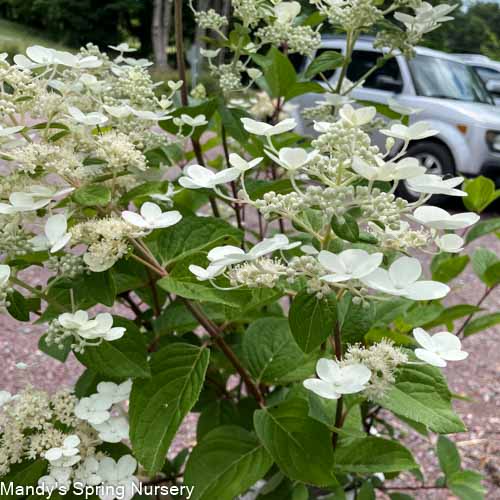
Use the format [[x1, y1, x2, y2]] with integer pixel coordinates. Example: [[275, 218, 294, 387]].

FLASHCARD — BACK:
[[188, 263, 227, 282], [319, 249, 383, 283], [54, 51, 102, 69], [178, 164, 241, 189], [411, 206, 479, 230], [241, 117, 296, 137], [380, 122, 438, 141], [179, 114, 208, 128], [45, 435, 81, 463], [129, 108, 169, 121], [266, 147, 316, 172], [361, 256, 450, 300], [122, 202, 182, 230], [75, 457, 102, 487], [200, 48, 221, 59], [317, 93, 354, 107], [103, 104, 133, 119], [94, 380, 132, 406], [352, 156, 425, 182], [435, 233, 464, 253], [229, 153, 263, 172], [406, 175, 466, 196], [75, 396, 111, 425], [31, 214, 71, 253], [339, 104, 376, 127], [58, 311, 126, 342], [387, 98, 422, 115], [413, 327, 468, 367], [98, 455, 138, 500], [92, 416, 130, 443], [274, 1, 301, 23], [109, 43, 137, 53], [0, 186, 74, 214], [67, 106, 108, 126], [39, 466, 73, 491], [303, 358, 372, 400]]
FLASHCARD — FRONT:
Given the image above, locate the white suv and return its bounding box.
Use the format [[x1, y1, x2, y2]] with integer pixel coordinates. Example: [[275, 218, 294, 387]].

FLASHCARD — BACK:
[[455, 54, 500, 104], [293, 37, 500, 189]]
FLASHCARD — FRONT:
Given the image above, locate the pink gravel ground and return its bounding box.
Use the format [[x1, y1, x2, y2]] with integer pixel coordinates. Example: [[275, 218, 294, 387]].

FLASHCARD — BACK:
[[1, 230, 499, 499]]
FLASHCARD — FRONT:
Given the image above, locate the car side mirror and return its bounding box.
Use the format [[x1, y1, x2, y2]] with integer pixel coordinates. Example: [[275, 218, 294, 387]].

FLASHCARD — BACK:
[[374, 74, 403, 93], [486, 79, 500, 96]]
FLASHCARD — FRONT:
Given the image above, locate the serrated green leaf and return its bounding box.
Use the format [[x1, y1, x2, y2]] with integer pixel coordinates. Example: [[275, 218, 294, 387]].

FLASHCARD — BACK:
[[129, 343, 210, 473], [157, 216, 242, 267], [304, 50, 344, 80], [254, 398, 337, 486], [73, 184, 111, 206], [465, 217, 500, 244], [242, 317, 306, 384], [289, 292, 337, 353], [471, 248, 498, 284], [464, 312, 500, 336], [437, 436, 461, 477], [431, 255, 469, 283], [448, 470, 486, 500], [463, 176, 500, 213], [334, 437, 417, 473], [374, 365, 465, 433], [184, 426, 273, 500]]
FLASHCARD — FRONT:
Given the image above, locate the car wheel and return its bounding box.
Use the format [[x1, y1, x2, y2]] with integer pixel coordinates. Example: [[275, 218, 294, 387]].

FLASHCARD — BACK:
[[397, 141, 455, 203]]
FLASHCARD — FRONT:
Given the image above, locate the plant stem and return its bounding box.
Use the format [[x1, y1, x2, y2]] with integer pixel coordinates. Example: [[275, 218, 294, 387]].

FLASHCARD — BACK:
[[456, 284, 497, 338], [332, 320, 343, 449], [183, 300, 265, 406]]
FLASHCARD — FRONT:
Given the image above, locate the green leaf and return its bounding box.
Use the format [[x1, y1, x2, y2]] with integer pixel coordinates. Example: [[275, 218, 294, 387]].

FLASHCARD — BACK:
[[431, 255, 469, 283], [184, 426, 273, 500], [331, 213, 359, 242], [337, 293, 375, 343], [120, 181, 169, 205], [289, 292, 337, 353], [483, 261, 500, 288], [242, 318, 306, 384], [304, 50, 344, 80], [334, 437, 417, 473], [157, 215, 242, 267], [285, 81, 325, 100], [218, 100, 249, 144], [448, 470, 486, 500], [38, 334, 72, 362], [73, 184, 111, 206], [1, 460, 47, 499], [254, 398, 337, 486], [357, 482, 376, 500], [423, 305, 481, 329], [465, 217, 500, 244], [255, 47, 297, 99], [464, 312, 500, 336], [463, 176, 500, 213], [129, 343, 210, 473], [471, 248, 498, 284], [76, 318, 150, 379], [374, 365, 465, 433], [7, 290, 40, 321], [81, 270, 116, 307], [437, 436, 461, 477], [196, 400, 240, 441]]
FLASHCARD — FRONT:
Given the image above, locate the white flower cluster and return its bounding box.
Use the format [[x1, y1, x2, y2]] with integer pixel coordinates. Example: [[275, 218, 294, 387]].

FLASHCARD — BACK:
[[45, 311, 126, 353]]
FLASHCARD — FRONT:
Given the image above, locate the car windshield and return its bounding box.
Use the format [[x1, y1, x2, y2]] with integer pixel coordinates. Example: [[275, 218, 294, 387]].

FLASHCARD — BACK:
[[408, 54, 494, 104]]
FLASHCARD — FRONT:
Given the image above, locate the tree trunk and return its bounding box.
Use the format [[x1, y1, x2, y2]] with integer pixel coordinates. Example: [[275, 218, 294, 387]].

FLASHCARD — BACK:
[[152, 0, 169, 69], [162, 0, 173, 68]]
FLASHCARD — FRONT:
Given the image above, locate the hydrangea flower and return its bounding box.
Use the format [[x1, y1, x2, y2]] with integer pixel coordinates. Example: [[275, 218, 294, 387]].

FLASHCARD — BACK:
[[31, 214, 71, 253], [92, 416, 130, 443], [94, 380, 132, 406], [45, 435, 81, 463], [74, 396, 111, 425], [361, 256, 450, 300], [229, 153, 263, 172], [412, 206, 479, 229], [0, 390, 16, 408], [121, 202, 182, 230], [318, 249, 383, 283], [67, 106, 108, 126], [98, 455, 138, 500], [241, 117, 296, 136], [406, 175, 466, 196], [339, 104, 376, 127], [413, 327, 468, 367], [265, 147, 317, 172], [435, 233, 464, 253], [58, 311, 126, 342], [74, 457, 102, 487], [352, 156, 425, 181], [178, 164, 241, 189], [380, 121, 438, 141], [303, 359, 372, 400]]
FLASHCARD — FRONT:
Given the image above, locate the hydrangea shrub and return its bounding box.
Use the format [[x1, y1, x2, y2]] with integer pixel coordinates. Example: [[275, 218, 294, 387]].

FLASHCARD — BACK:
[[0, 1, 499, 499]]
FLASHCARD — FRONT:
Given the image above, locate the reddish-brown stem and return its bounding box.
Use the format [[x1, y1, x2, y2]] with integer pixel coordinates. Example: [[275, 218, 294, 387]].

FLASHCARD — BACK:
[[456, 284, 497, 338]]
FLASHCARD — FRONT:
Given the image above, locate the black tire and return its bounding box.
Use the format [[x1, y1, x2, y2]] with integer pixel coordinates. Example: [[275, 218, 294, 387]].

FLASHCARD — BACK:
[[396, 141, 456, 203]]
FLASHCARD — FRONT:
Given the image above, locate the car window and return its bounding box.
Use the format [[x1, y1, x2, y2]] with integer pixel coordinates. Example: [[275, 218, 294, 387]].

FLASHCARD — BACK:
[[473, 66, 500, 83], [346, 50, 403, 91]]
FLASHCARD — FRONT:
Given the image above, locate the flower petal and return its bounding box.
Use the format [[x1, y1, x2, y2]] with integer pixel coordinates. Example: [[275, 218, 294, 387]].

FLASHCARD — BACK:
[[403, 281, 450, 300], [389, 257, 421, 288], [303, 379, 340, 399], [415, 348, 447, 367]]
